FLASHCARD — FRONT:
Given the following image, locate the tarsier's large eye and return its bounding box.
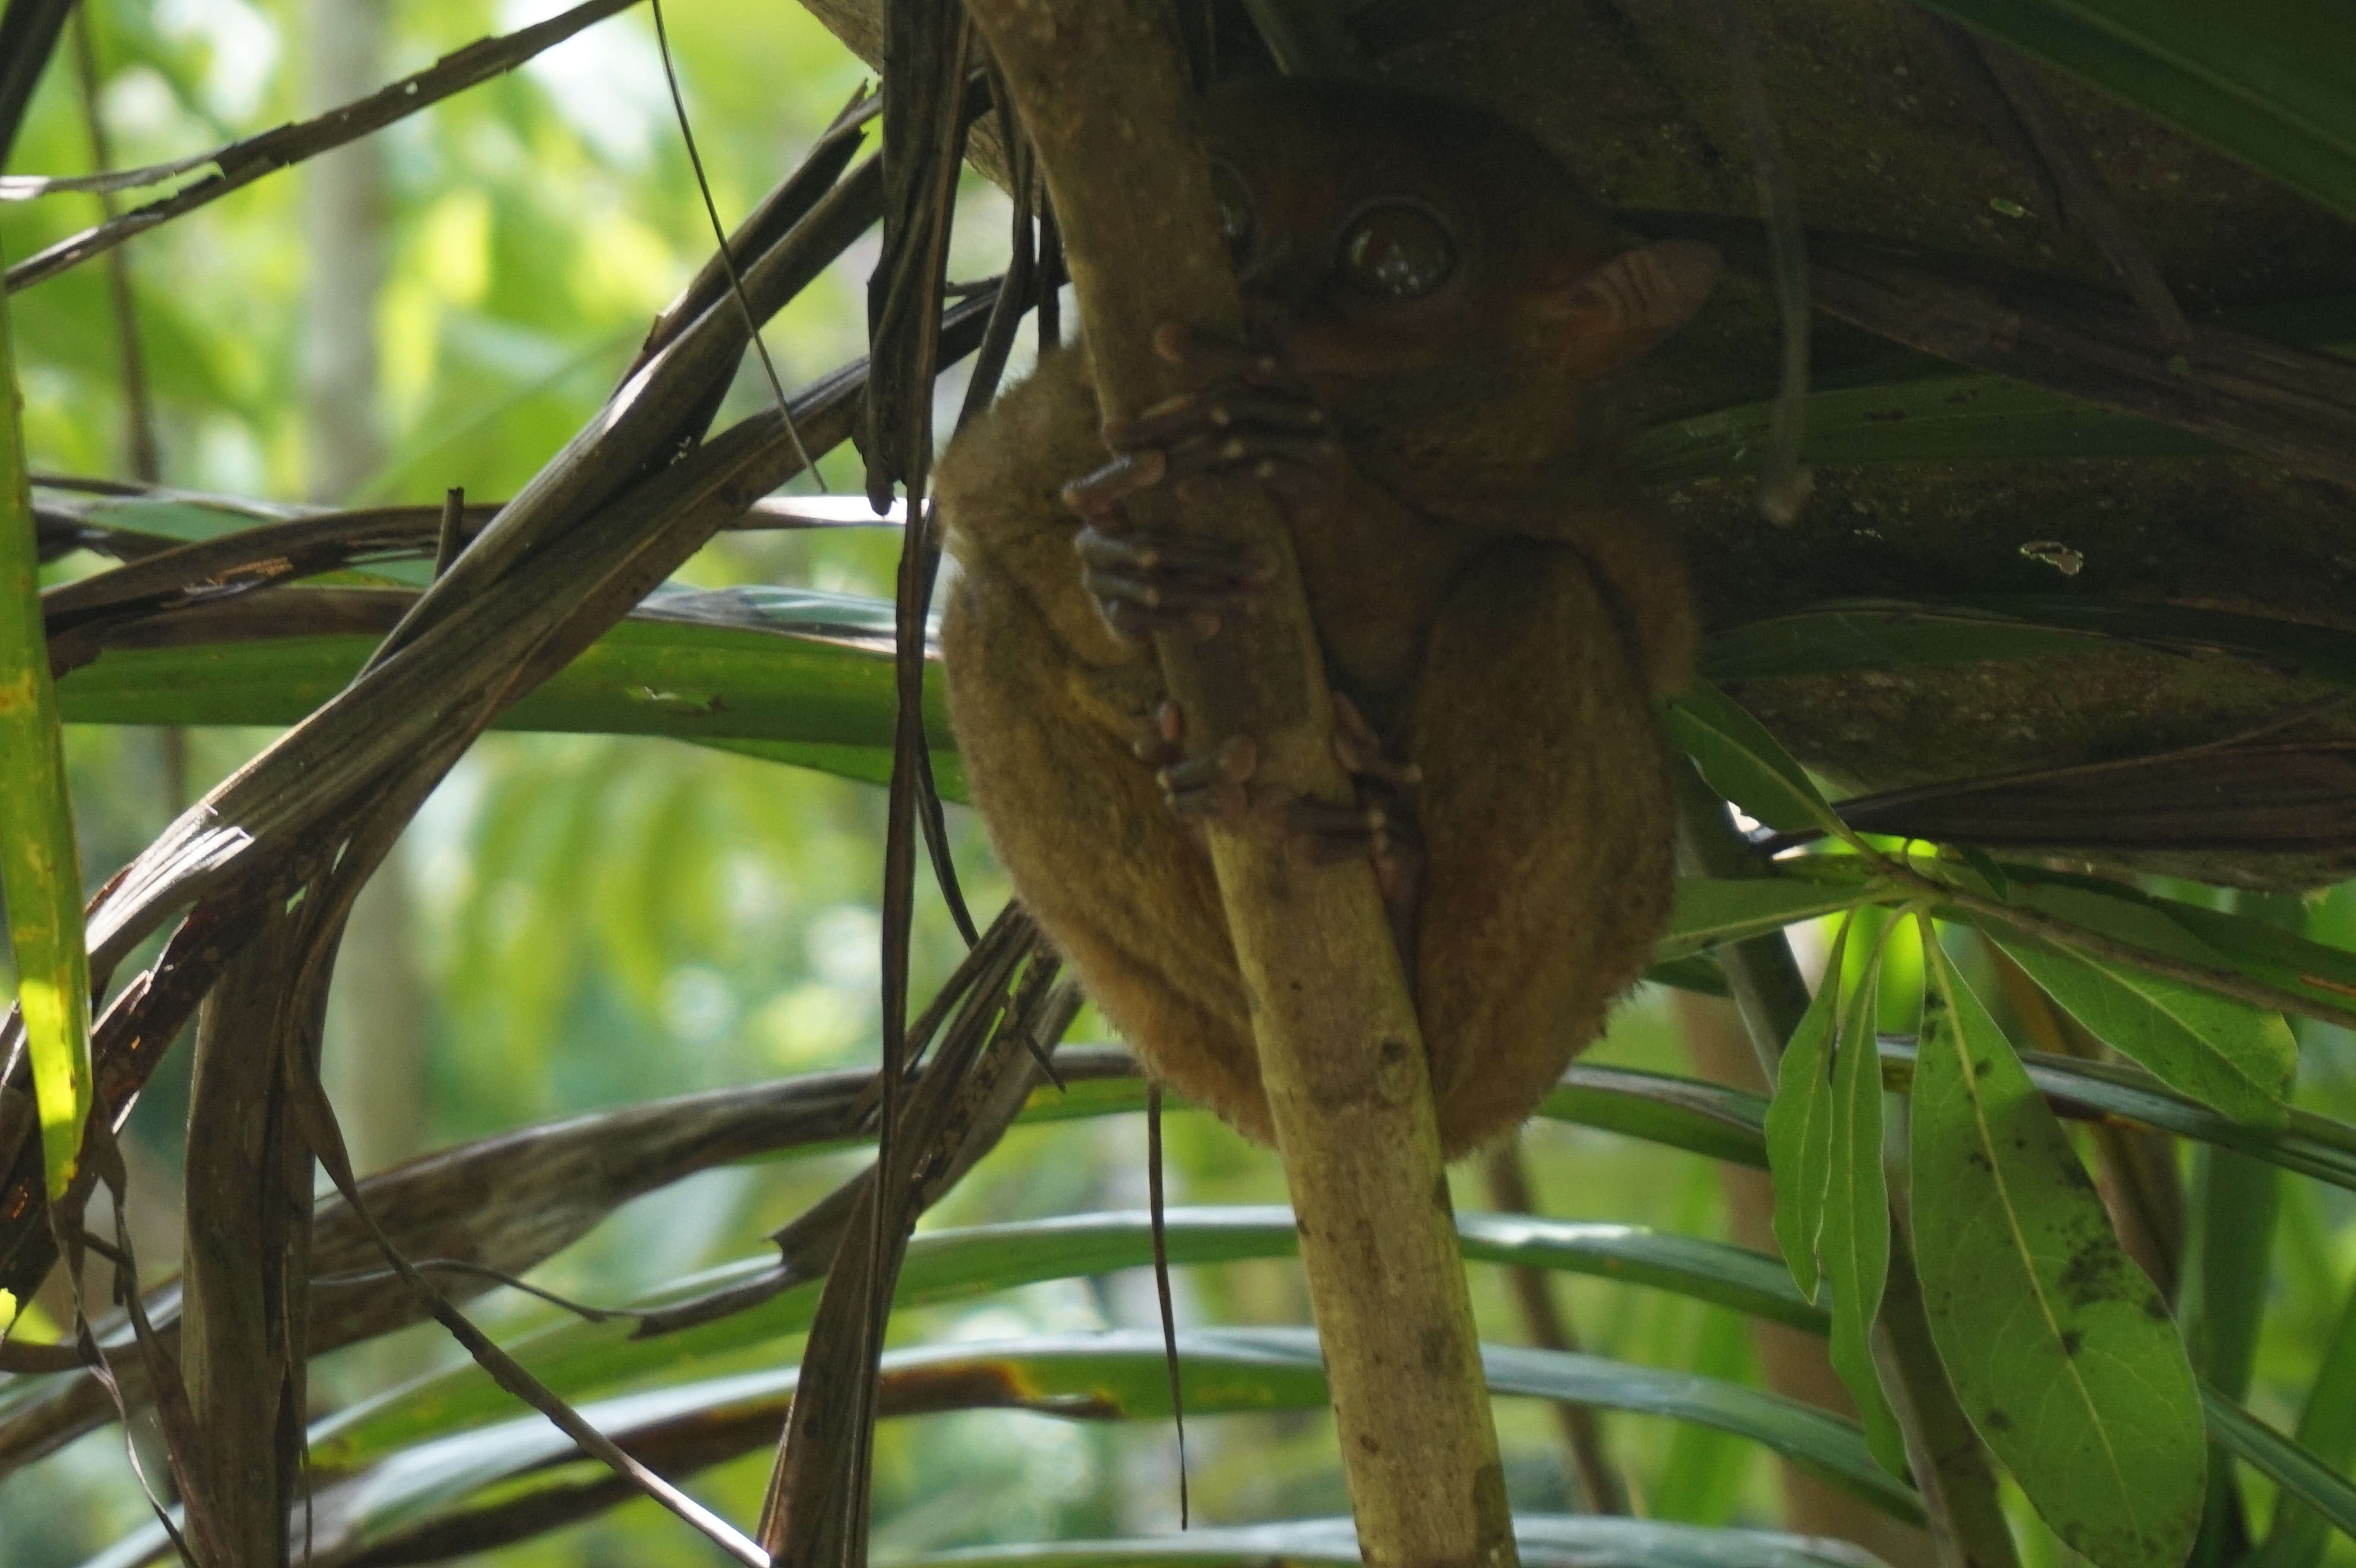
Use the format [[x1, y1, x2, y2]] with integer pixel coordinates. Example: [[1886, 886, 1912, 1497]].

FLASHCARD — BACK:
[[1337, 202, 1455, 298], [1209, 160, 1255, 262]]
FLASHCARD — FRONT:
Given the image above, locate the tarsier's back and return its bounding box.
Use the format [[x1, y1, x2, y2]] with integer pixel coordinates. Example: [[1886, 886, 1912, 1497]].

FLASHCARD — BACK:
[[935, 80, 1719, 1155]]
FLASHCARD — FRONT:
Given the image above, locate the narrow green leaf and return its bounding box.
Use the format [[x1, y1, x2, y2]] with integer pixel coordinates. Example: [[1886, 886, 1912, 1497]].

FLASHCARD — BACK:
[[1915, 935, 2205, 1568], [2252, 1278, 2356, 1567], [1917, 0, 2356, 223], [1659, 681, 1846, 838], [303, 1208, 1818, 1469], [1767, 913, 1850, 1302], [0, 262, 90, 1198], [1992, 934, 2295, 1127], [1659, 876, 1875, 963], [1880, 1037, 2356, 1196], [310, 1329, 1922, 1527], [1633, 372, 2220, 485], [1821, 931, 1903, 1475], [2207, 1388, 2356, 1555], [890, 1515, 1898, 1568], [1537, 1065, 1769, 1170]]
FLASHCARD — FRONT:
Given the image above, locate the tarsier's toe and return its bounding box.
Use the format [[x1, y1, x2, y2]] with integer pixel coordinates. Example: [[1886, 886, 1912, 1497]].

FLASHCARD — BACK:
[[1073, 522, 1271, 642], [1157, 733, 1262, 820]]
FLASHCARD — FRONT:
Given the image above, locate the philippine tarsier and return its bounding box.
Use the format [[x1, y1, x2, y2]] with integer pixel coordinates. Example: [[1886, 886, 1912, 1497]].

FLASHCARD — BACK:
[[936, 79, 1721, 1156]]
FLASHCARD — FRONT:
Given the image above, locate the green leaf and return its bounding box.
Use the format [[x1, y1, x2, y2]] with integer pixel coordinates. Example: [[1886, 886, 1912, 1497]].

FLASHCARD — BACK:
[[1659, 876, 1875, 963], [1634, 372, 2219, 485], [1634, 299, 2356, 485], [1537, 1065, 1770, 1170], [889, 1515, 1905, 1568], [1916, 0, 2356, 223], [52, 587, 959, 797], [304, 1208, 1820, 1469], [1659, 681, 1846, 838], [1821, 930, 1903, 1475], [1914, 935, 2205, 1568], [2207, 1388, 2356, 1557], [310, 1329, 1921, 1531], [2252, 1275, 2356, 1567], [1878, 1038, 2356, 1197], [0, 271, 89, 1198], [1767, 913, 1850, 1302], [1992, 934, 2296, 1127]]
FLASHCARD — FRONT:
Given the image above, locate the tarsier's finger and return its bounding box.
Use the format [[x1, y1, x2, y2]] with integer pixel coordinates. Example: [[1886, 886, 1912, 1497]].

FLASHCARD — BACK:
[[1080, 572, 1218, 640], [1130, 702, 1189, 769], [1074, 525, 1273, 587], [1061, 449, 1169, 523], [1159, 432, 1343, 487], [1150, 322, 1305, 389], [1111, 387, 1329, 452]]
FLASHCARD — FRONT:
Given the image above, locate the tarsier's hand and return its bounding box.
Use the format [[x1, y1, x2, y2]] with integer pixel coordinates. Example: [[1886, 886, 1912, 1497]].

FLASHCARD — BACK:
[[1062, 324, 1340, 644]]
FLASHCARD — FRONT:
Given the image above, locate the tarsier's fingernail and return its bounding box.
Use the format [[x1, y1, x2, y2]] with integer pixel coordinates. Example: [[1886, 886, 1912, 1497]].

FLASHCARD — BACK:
[[1141, 392, 1191, 420]]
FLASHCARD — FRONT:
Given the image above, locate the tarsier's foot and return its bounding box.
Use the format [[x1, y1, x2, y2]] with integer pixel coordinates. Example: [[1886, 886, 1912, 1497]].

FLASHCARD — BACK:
[[1135, 696, 1425, 964], [1064, 324, 1341, 643]]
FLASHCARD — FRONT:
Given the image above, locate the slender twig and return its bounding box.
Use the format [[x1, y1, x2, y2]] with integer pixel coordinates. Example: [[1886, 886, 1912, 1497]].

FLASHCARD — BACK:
[[1145, 1087, 1192, 1524], [4, 0, 645, 294], [647, 0, 823, 492], [67, 12, 161, 483], [431, 487, 465, 579]]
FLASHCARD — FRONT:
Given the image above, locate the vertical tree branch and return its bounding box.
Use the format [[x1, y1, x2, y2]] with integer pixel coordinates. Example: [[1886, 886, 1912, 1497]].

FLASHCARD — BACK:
[[956, 3, 1515, 1565]]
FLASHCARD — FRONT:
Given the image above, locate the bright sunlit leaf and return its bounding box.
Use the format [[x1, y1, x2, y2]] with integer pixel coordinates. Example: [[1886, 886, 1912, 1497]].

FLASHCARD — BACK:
[[0, 259, 91, 1199]]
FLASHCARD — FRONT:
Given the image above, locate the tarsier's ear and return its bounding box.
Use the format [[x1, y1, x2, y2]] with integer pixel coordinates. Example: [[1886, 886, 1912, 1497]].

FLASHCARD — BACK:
[[1553, 240, 1723, 373]]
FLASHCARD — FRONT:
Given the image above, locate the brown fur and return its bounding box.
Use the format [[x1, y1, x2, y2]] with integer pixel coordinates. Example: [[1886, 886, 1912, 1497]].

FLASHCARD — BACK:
[[934, 80, 1715, 1156]]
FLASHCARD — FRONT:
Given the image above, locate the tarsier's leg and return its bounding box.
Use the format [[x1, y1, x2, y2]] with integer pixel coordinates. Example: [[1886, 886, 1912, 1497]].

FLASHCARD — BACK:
[[938, 555, 1276, 1143], [1406, 541, 1679, 1157]]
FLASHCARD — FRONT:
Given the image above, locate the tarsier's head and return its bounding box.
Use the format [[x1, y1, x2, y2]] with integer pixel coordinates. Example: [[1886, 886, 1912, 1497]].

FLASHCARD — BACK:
[[1198, 80, 1720, 479]]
